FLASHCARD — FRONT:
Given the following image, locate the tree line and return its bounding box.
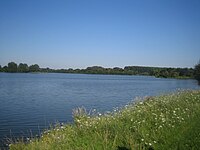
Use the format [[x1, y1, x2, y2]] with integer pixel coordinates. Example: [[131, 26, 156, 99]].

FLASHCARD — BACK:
[[0, 62, 200, 82], [0, 62, 40, 73]]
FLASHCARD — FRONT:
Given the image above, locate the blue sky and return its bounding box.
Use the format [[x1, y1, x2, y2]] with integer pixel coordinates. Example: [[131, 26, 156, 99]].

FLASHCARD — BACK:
[[0, 0, 200, 69]]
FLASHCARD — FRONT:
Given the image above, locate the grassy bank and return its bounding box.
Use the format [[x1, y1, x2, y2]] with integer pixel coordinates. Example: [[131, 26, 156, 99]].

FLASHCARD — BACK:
[[10, 90, 200, 150]]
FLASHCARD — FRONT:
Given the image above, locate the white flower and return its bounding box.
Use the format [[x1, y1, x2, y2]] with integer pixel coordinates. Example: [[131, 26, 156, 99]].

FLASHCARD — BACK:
[[162, 118, 166, 122]]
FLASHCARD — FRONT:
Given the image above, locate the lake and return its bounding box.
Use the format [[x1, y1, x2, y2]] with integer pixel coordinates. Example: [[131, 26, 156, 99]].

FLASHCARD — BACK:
[[0, 73, 199, 147]]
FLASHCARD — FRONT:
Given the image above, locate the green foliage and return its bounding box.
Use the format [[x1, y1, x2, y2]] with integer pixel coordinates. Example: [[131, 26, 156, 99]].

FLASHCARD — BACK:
[[2, 66, 8, 72], [124, 66, 194, 78], [29, 64, 40, 72], [194, 62, 200, 84], [18, 63, 29, 72], [0, 65, 1, 72], [10, 91, 200, 150], [7, 62, 18, 73], [0, 62, 195, 79], [0, 62, 41, 73]]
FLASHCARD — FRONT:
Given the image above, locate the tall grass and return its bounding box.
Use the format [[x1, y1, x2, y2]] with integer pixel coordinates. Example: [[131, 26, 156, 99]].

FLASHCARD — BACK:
[[10, 90, 200, 150]]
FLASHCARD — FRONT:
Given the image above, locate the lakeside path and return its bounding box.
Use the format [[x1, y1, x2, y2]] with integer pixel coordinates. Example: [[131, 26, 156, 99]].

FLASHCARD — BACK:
[[10, 90, 200, 150]]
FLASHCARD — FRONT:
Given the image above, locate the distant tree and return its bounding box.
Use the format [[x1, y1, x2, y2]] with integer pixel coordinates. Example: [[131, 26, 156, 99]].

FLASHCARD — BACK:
[[156, 70, 168, 78], [67, 68, 74, 73], [85, 66, 105, 74], [40, 67, 52, 73], [74, 69, 81, 73], [7, 62, 18, 73], [194, 62, 200, 85], [18, 63, 29, 72], [170, 71, 179, 78], [3, 66, 8, 72], [0, 65, 2, 72], [29, 64, 40, 72], [113, 67, 124, 74]]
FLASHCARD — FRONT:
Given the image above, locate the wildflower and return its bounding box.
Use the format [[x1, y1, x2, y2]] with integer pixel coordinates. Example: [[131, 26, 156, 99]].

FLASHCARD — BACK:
[[149, 143, 152, 146], [141, 138, 144, 141], [152, 113, 157, 116]]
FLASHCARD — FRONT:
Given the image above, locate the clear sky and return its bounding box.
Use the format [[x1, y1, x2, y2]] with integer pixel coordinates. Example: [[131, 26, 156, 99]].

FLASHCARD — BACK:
[[0, 0, 200, 69]]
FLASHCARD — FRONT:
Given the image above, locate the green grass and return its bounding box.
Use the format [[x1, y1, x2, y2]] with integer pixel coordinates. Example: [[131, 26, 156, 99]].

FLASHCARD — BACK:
[[10, 90, 200, 150]]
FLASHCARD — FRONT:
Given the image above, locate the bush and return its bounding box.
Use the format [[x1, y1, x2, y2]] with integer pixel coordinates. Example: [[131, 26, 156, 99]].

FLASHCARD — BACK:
[[194, 62, 200, 85]]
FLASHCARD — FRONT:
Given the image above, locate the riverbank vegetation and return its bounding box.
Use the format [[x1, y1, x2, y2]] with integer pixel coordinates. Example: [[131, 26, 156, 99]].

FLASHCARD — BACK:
[[194, 62, 200, 85], [9, 90, 200, 150], [0, 62, 195, 79]]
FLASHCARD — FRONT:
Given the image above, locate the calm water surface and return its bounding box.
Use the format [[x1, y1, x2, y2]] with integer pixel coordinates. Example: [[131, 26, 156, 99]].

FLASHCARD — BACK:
[[0, 73, 199, 147]]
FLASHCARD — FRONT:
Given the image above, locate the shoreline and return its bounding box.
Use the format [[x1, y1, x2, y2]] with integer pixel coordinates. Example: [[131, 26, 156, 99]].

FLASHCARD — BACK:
[[0, 71, 194, 80], [9, 90, 200, 150]]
